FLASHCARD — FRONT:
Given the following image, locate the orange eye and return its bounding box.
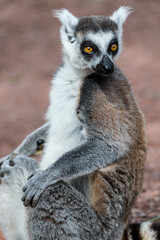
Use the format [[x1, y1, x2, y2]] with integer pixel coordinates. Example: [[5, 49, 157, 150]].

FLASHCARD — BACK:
[[111, 44, 118, 52], [84, 46, 93, 53]]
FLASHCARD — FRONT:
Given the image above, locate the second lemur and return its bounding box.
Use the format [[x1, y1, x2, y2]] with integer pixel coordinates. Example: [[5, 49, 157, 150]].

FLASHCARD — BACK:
[[0, 7, 147, 240]]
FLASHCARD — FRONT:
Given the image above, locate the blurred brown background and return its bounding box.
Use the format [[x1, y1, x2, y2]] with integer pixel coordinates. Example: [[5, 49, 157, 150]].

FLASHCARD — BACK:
[[0, 0, 160, 239]]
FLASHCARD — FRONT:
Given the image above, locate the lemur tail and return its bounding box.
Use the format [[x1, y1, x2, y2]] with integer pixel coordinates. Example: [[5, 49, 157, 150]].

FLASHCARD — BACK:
[[123, 221, 160, 240]]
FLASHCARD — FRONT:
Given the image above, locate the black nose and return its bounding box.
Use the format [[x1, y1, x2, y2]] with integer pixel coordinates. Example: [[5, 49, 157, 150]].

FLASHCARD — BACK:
[[101, 55, 114, 74], [93, 55, 114, 76]]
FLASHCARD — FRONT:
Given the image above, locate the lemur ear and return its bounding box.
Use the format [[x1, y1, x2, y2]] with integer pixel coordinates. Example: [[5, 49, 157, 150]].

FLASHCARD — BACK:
[[54, 9, 78, 37], [110, 6, 132, 56], [110, 6, 132, 28]]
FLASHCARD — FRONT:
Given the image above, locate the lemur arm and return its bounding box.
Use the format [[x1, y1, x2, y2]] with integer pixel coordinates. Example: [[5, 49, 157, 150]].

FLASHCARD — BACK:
[[22, 137, 119, 207], [46, 138, 118, 180]]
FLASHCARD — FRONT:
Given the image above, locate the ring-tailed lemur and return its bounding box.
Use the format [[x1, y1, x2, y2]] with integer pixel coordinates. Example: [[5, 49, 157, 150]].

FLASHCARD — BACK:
[[0, 6, 154, 240]]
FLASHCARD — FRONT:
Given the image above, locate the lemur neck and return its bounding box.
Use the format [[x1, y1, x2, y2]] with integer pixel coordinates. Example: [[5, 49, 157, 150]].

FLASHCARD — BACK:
[[63, 56, 91, 80]]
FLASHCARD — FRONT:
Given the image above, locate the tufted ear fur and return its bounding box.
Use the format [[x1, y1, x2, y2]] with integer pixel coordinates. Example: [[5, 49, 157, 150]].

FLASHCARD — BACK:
[[110, 6, 132, 27], [110, 6, 132, 53], [110, 6, 132, 37], [54, 9, 78, 43]]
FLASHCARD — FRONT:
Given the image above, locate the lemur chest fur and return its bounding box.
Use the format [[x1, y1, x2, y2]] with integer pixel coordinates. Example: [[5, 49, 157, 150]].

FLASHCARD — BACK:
[[40, 63, 87, 170]]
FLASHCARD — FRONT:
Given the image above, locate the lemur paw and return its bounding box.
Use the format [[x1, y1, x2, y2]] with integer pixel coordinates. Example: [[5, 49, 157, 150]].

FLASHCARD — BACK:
[[21, 170, 47, 207]]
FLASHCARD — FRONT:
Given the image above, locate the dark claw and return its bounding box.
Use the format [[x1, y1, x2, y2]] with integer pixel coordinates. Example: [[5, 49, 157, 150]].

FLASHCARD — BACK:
[[31, 192, 40, 207], [23, 190, 36, 207], [9, 160, 14, 166], [22, 186, 27, 192], [21, 196, 25, 202], [27, 173, 34, 180], [23, 200, 30, 207], [21, 191, 28, 202], [31, 200, 37, 208]]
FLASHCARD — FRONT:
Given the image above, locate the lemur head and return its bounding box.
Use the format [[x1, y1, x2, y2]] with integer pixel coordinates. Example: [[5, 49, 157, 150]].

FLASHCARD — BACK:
[[55, 6, 132, 76]]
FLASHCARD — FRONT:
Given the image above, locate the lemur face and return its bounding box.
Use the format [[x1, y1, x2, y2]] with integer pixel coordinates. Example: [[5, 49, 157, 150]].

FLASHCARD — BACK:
[[75, 18, 118, 76], [55, 7, 132, 76]]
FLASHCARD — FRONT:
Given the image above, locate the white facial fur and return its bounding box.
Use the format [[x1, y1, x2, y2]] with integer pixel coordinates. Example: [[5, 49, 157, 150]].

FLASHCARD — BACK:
[[54, 7, 132, 72]]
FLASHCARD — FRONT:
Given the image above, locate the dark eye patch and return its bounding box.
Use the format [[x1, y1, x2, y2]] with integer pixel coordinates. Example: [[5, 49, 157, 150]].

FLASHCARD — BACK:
[[108, 38, 119, 56], [80, 40, 100, 60]]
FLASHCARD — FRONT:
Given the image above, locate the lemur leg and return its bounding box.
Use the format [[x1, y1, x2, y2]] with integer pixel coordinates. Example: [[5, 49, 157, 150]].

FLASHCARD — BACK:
[[0, 155, 39, 240], [28, 181, 107, 240], [90, 170, 125, 240], [90, 157, 142, 240]]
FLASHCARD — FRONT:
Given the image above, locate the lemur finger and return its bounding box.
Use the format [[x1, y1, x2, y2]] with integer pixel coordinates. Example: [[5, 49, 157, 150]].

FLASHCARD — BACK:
[[31, 191, 41, 208], [27, 169, 43, 181], [22, 190, 35, 207], [27, 173, 35, 180], [22, 185, 28, 192], [21, 191, 28, 202], [21, 188, 32, 202]]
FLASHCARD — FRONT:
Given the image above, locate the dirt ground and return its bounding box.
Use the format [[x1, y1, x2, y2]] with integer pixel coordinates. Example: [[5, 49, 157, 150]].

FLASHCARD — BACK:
[[0, 0, 160, 239]]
